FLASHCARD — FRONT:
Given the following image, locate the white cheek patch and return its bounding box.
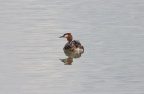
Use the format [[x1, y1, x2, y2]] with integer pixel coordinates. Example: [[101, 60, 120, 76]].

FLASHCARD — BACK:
[[65, 35, 68, 38]]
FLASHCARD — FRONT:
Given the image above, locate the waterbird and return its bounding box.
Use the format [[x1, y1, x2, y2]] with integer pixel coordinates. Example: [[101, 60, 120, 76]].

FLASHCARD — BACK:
[[59, 33, 84, 53]]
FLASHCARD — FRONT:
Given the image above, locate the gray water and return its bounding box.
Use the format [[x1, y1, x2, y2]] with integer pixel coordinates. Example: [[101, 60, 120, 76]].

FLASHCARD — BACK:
[[0, 0, 144, 94]]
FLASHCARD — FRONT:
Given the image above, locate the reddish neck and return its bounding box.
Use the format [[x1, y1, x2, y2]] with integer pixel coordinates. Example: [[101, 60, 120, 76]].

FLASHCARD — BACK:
[[67, 35, 73, 42]]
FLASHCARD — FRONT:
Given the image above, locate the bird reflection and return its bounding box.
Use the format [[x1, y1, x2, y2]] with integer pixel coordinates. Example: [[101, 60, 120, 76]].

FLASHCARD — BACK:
[[60, 50, 84, 65]]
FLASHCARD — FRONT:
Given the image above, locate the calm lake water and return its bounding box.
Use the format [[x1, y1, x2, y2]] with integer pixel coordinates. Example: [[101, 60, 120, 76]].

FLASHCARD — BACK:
[[0, 0, 144, 94]]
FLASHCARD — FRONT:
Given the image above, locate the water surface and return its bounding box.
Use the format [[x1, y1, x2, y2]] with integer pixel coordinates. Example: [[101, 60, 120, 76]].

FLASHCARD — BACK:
[[0, 0, 144, 94]]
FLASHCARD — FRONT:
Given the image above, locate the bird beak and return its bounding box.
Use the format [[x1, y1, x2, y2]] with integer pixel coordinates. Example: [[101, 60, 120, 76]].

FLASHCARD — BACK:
[[59, 35, 64, 38]]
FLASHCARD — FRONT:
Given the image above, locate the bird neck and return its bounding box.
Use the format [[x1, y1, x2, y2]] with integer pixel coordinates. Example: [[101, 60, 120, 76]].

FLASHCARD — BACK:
[[67, 35, 73, 42]]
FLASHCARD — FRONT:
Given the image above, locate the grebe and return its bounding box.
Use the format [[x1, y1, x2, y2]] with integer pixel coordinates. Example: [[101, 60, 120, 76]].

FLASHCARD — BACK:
[[59, 33, 84, 53]]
